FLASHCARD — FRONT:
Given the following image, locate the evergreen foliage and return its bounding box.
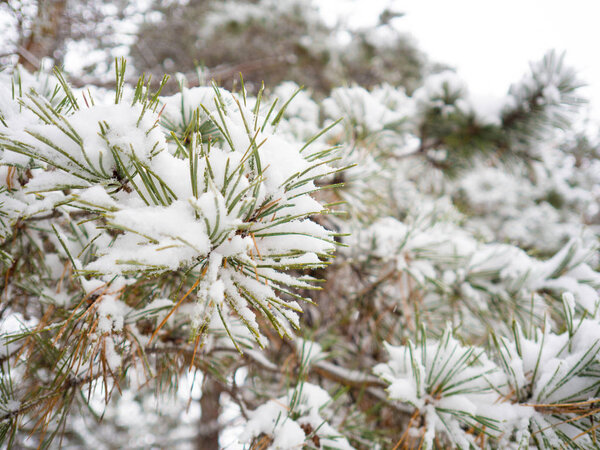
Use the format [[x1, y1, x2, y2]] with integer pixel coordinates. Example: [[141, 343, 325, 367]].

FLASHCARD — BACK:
[[0, 4, 599, 449]]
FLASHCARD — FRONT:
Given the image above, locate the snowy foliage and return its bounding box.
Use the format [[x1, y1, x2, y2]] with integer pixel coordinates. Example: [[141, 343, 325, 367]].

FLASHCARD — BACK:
[[0, 63, 337, 349], [1, 50, 600, 449], [241, 382, 353, 449]]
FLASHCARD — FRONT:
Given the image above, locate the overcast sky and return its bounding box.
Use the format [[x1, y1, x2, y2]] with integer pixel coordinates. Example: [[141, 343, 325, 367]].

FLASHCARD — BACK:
[[320, 0, 600, 120]]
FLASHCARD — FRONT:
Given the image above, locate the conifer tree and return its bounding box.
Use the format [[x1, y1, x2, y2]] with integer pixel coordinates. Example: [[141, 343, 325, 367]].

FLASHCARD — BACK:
[[0, 3, 600, 449]]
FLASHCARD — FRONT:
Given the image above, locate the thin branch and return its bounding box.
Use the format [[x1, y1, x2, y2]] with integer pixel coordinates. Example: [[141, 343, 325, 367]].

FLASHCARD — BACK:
[[0, 374, 99, 422]]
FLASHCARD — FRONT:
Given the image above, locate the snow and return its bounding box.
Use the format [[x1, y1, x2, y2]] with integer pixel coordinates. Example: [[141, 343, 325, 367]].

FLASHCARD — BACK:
[[324, 85, 412, 138], [12, 100, 165, 179], [295, 339, 325, 366], [97, 295, 129, 333], [102, 337, 122, 372], [74, 186, 119, 209], [241, 400, 306, 448], [87, 200, 212, 273], [2, 57, 600, 448], [0, 312, 37, 358], [240, 382, 354, 449]]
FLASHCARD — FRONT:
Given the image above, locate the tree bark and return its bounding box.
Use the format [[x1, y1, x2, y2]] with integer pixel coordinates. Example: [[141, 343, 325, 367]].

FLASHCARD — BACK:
[[18, 0, 67, 71], [197, 376, 223, 450]]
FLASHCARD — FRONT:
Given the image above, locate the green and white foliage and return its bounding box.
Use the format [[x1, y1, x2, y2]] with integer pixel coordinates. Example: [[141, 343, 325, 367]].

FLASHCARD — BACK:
[[241, 381, 353, 449], [253, 51, 600, 448], [502, 51, 584, 149], [454, 140, 600, 254], [493, 305, 600, 449], [0, 47, 599, 449], [374, 327, 521, 449], [374, 308, 600, 449], [348, 211, 600, 337], [0, 61, 342, 446], [0, 61, 338, 343]]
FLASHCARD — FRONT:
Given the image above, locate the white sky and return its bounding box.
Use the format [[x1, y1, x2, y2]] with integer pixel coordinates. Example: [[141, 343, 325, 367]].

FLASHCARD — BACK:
[[319, 0, 600, 119]]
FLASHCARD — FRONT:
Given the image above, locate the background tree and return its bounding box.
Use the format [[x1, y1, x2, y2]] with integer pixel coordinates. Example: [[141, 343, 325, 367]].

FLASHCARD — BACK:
[[0, 0, 136, 73], [131, 0, 426, 94]]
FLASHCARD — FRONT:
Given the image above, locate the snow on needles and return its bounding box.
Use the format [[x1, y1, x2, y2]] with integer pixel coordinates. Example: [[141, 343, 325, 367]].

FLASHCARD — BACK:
[[0, 73, 336, 346]]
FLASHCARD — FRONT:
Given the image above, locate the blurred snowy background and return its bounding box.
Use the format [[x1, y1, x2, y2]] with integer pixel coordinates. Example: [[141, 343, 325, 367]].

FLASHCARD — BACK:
[[4, 0, 599, 124], [324, 0, 600, 122]]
